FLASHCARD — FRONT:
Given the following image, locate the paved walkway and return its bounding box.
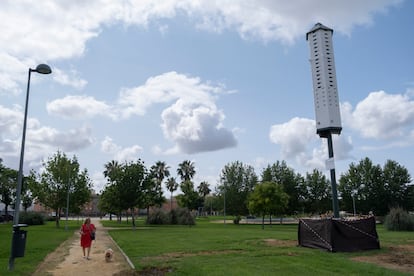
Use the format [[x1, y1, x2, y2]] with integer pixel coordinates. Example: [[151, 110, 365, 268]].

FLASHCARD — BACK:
[[33, 218, 134, 276]]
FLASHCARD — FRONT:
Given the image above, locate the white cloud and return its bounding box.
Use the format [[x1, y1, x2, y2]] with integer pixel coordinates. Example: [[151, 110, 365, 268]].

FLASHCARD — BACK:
[[0, 1, 401, 93], [100, 136, 143, 162], [43, 71, 236, 155], [116, 71, 237, 154], [0, 105, 22, 136], [342, 91, 414, 139], [0, 109, 94, 171], [178, 0, 402, 44], [47, 95, 116, 120], [270, 117, 317, 158], [117, 71, 219, 118], [269, 117, 353, 171], [91, 170, 107, 194], [35, 125, 93, 150], [161, 99, 237, 154], [52, 68, 87, 90], [117, 72, 182, 118]]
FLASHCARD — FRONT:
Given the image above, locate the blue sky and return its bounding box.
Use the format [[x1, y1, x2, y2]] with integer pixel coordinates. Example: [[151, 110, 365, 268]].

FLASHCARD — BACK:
[[1, 0, 413, 193]]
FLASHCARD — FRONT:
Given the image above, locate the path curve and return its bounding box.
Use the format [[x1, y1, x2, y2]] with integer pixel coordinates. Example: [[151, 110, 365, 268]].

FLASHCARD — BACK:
[[33, 218, 134, 276]]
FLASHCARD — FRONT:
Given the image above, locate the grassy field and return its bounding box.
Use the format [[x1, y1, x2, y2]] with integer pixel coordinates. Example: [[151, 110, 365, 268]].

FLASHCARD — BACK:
[[0, 217, 412, 275], [0, 219, 82, 275], [104, 217, 413, 275]]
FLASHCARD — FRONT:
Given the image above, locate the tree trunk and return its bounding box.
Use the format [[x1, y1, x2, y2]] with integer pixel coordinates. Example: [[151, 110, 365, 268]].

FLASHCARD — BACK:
[[55, 208, 60, 228], [262, 215, 265, 230], [132, 211, 136, 230]]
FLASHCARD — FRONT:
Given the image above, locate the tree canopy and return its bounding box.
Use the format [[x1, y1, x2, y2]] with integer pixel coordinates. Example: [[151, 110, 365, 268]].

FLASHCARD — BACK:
[[0, 159, 17, 218], [261, 161, 302, 215], [339, 157, 413, 216], [101, 159, 149, 226], [217, 161, 258, 216], [248, 181, 289, 228], [30, 151, 92, 227]]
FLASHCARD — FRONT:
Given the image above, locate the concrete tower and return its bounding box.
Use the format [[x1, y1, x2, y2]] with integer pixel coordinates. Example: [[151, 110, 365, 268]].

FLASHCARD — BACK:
[[306, 23, 342, 137]]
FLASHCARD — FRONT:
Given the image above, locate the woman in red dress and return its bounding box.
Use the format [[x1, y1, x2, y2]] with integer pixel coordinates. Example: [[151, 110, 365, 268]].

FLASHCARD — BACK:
[[80, 217, 96, 260]]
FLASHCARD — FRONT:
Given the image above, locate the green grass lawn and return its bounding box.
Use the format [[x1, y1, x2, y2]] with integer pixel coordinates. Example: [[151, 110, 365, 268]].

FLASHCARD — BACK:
[[0, 217, 411, 275], [0, 220, 82, 275], [104, 217, 412, 275]]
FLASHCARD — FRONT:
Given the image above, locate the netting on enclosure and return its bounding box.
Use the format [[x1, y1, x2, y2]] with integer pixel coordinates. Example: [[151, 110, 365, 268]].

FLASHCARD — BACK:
[[298, 216, 380, 252]]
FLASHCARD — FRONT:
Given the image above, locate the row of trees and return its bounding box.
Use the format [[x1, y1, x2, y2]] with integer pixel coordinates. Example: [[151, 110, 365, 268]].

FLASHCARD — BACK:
[[98, 157, 413, 221], [98, 159, 212, 227], [213, 158, 414, 218], [2, 152, 413, 227], [0, 152, 92, 227]]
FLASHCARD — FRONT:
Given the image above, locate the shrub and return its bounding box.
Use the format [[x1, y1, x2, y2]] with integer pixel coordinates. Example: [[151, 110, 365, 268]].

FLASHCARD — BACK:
[[18, 212, 45, 225], [146, 209, 169, 225], [175, 208, 195, 226], [169, 209, 178, 225], [146, 208, 195, 226], [384, 207, 414, 231]]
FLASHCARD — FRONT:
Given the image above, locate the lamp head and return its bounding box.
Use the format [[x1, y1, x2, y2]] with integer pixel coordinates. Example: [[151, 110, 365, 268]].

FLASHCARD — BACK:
[[35, 64, 52, 74]]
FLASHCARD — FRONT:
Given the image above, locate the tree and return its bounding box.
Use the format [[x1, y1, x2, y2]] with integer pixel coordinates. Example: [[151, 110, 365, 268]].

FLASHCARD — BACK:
[[142, 168, 165, 217], [338, 157, 411, 216], [103, 160, 121, 184], [177, 160, 196, 182], [101, 160, 122, 220], [98, 184, 122, 220], [147, 161, 169, 209], [197, 181, 211, 199], [339, 158, 382, 215], [175, 160, 200, 210], [151, 161, 170, 186], [382, 160, 412, 210], [217, 161, 258, 216], [117, 160, 147, 227], [0, 159, 17, 220], [21, 170, 37, 212], [177, 180, 200, 210], [299, 169, 331, 214], [261, 161, 303, 215], [166, 177, 178, 210], [31, 151, 92, 227], [248, 181, 289, 229]]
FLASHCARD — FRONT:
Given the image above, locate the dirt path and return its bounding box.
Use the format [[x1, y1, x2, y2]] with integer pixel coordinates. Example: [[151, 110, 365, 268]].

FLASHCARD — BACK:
[[33, 218, 135, 276]]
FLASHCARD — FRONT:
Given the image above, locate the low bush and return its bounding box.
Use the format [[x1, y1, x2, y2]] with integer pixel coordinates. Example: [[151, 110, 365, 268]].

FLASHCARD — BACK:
[[146, 208, 195, 226], [19, 212, 45, 225], [384, 207, 414, 231], [175, 208, 195, 226], [146, 209, 169, 225]]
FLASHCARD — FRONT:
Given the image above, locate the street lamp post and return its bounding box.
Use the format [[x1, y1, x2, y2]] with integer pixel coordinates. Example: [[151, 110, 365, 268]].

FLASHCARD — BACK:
[[65, 169, 71, 231], [223, 184, 226, 225], [351, 189, 358, 217], [9, 64, 52, 271]]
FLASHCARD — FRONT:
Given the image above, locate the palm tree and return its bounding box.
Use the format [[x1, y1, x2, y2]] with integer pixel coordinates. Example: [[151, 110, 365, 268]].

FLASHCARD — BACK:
[[197, 181, 211, 199], [166, 177, 178, 210], [103, 160, 121, 183], [177, 160, 196, 182], [151, 161, 170, 186]]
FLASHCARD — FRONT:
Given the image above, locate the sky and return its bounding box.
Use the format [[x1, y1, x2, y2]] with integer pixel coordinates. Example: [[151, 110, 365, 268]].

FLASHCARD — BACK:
[[1, 0, 413, 194]]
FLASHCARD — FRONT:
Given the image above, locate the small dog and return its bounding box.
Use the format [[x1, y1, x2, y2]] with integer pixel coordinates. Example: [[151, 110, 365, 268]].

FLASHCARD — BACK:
[[105, 248, 114, 262]]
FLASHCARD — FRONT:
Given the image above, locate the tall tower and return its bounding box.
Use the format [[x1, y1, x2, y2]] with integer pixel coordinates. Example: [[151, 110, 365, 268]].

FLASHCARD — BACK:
[[306, 23, 341, 218], [306, 23, 342, 137]]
